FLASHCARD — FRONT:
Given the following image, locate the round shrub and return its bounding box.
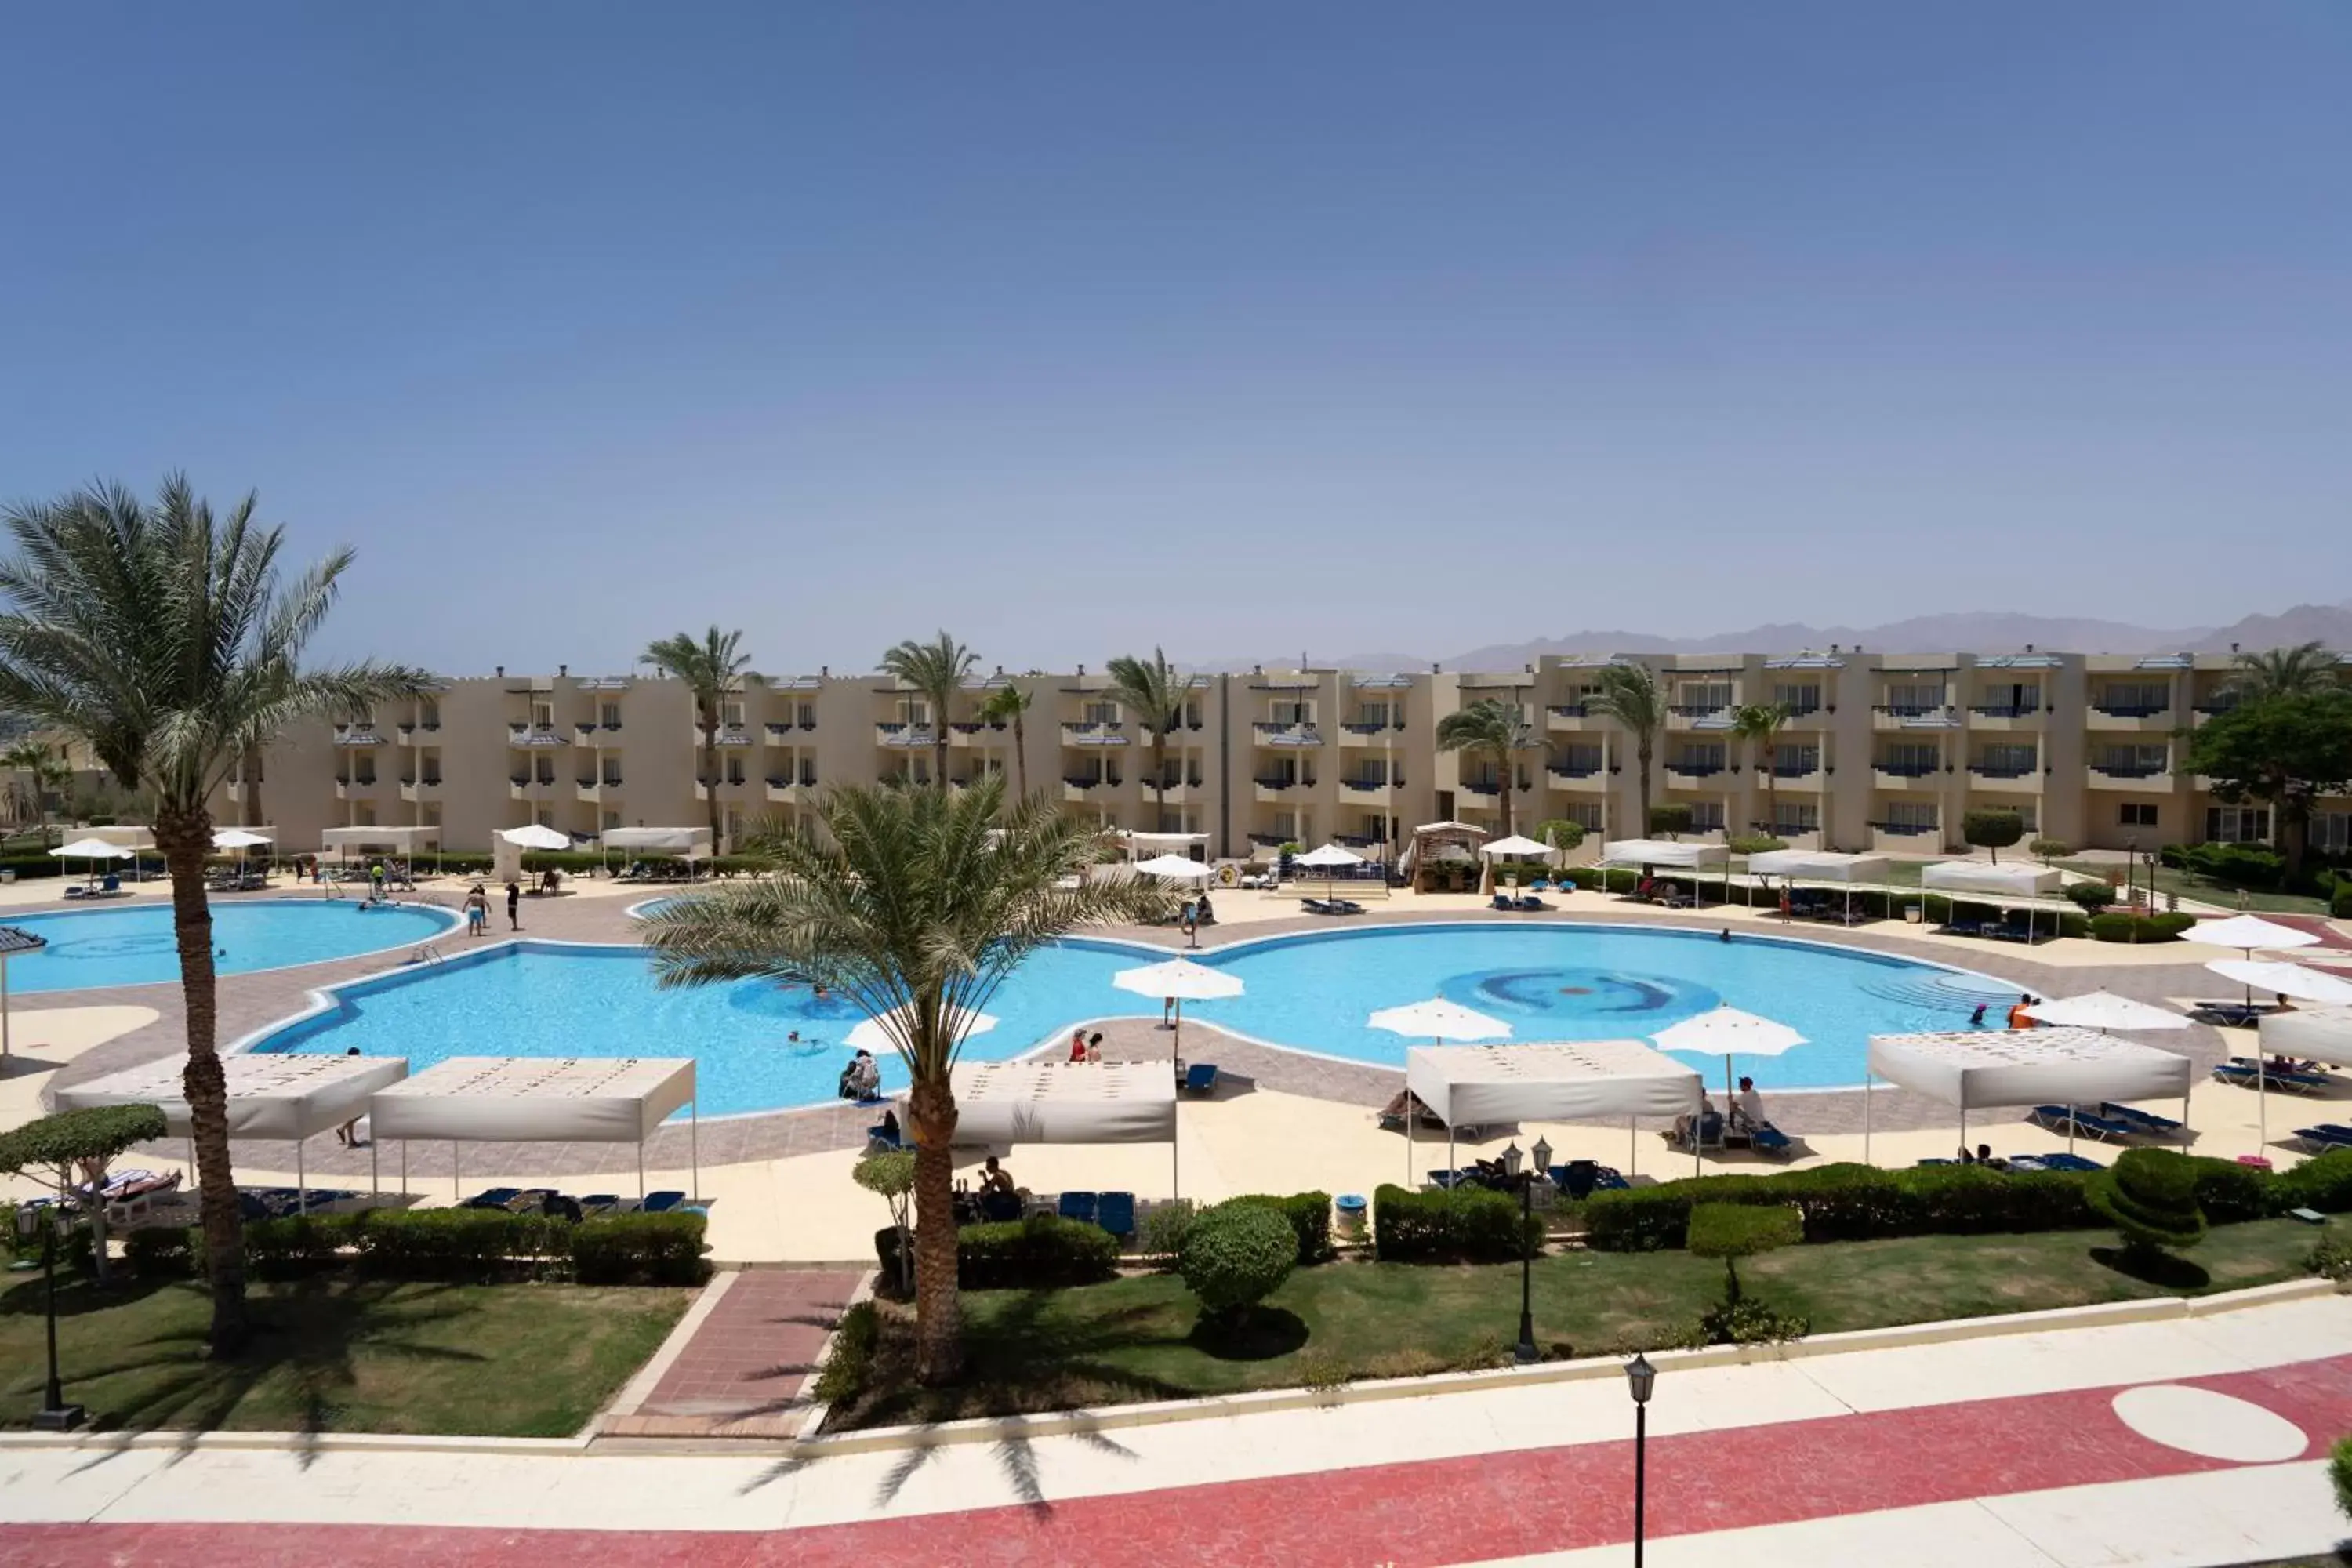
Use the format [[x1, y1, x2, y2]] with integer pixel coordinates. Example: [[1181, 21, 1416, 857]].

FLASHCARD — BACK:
[[1179, 1200, 1297, 1319], [2028, 837, 2072, 862], [2064, 881, 2116, 913], [2090, 1148, 2205, 1257]]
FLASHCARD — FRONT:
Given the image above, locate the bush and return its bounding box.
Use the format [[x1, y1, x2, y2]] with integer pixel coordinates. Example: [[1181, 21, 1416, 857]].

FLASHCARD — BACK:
[[810, 1300, 880, 1405], [1179, 1200, 1298, 1319], [1726, 833, 1786, 855], [2307, 1237, 2352, 1283], [123, 1225, 194, 1279], [242, 1214, 357, 1279], [2064, 881, 2116, 913], [1373, 1183, 1545, 1261], [956, 1214, 1120, 1289], [1686, 1202, 1803, 1263], [2334, 881, 2352, 920], [2028, 837, 2072, 862], [1648, 803, 1694, 837], [2274, 1149, 2352, 1214], [2087, 910, 2195, 943], [1585, 1163, 2096, 1250], [1137, 1200, 1196, 1265], [1226, 1192, 1332, 1265], [2335, 1435, 2352, 1525], [2162, 840, 2288, 891], [572, 1212, 709, 1284], [2090, 1149, 2205, 1256]]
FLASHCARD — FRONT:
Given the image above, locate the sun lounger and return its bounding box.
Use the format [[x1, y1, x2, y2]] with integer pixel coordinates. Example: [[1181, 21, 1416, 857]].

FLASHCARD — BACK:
[[461, 1187, 523, 1210], [1057, 1190, 1098, 1225], [579, 1193, 622, 1214], [641, 1190, 687, 1214], [2188, 999, 2280, 1027], [2293, 1127, 2352, 1153], [2098, 1102, 2186, 1139], [1747, 1123, 1795, 1158], [1094, 1191, 1136, 1240], [2039, 1152, 2103, 1173], [2029, 1105, 2136, 1142], [1181, 1062, 1218, 1094], [2220, 1057, 2332, 1093], [2004, 1155, 2049, 1172]]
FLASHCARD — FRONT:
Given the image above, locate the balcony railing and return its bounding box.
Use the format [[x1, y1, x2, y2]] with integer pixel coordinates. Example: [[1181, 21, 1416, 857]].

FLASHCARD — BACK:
[[1871, 762, 1941, 777], [1253, 723, 1323, 746], [333, 728, 385, 746], [2092, 763, 2169, 779], [2092, 703, 2171, 718], [1548, 764, 1602, 779], [1871, 820, 1939, 836], [715, 726, 754, 746], [1341, 721, 1407, 735], [876, 723, 938, 748], [1341, 778, 1396, 793], [1664, 763, 1724, 778], [1547, 702, 1591, 718], [1459, 780, 1501, 797], [1062, 775, 1120, 790], [1668, 703, 1729, 717], [1968, 765, 2038, 779], [1252, 776, 1299, 792], [1969, 703, 2042, 717], [507, 724, 568, 746], [1871, 702, 1946, 716], [1060, 722, 1129, 746]]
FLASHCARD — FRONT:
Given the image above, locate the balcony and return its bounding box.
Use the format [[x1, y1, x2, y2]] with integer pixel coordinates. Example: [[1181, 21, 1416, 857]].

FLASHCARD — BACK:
[[332, 726, 384, 747], [1253, 776, 1305, 804], [1253, 722, 1324, 748], [1767, 760, 1824, 786], [765, 721, 796, 740], [1965, 766, 2042, 794], [2089, 764, 2172, 790], [1873, 763, 1944, 789], [399, 775, 443, 804], [575, 778, 608, 803], [1966, 704, 2045, 731], [1062, 775, 1119, 803], [1871, 820, 1942, 841], [2086, 703, 2174, 732], [1662, 763, 1725, 780], [1872, 705, 1961, 732], [507, 723, 568, 748], [765, 777, 804, 804], [1340, 776, 1399, 796], [948, 720, 1004, 748], [876, 722, 938, 750], [1060, 721, 1128, 748], [510, 775, 555, 800], [710, 725, 753, 747], [1338, 722, 1406, 747], [1458, 779, 1503, 798], [694, 776, 758, 802], [1545, 704, 1596, 732], [394, 724, 416, 743], [1544, 765, 1606, 792], [1666, 706, 1733, 731]]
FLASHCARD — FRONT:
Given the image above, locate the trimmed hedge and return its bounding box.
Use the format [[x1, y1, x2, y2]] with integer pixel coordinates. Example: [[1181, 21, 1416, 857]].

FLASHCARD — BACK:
[[1585, 1150, 2352, 1252], [1373, 1183, 1545, 1261], [1226, 1191, 1333, 1265], [126, 1207, 706, 1283], [877, 1213, 1120, 1290], [2087, 910, 2196, 943]]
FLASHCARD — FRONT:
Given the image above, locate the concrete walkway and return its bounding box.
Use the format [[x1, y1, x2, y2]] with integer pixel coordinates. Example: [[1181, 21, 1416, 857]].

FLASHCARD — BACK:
[[4, 1292, 2350, 1565]]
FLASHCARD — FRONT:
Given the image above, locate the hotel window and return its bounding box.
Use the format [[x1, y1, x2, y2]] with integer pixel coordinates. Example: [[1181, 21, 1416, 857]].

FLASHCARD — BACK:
[[353, 803, 376, 826], [1888, 802, 1939, 832], [1565, 802, 1602, 831], [1884, 683, 1944, 713], [603, 811, 622, 831], [1688, 802, 1726, 831], [1555, 743, 1603, 774], [1083, 700, 1120, 726], [1359, 814, 1390, 842], [1882, 742, 1940, 775], [419, 700, 441, 728], [2311, 812, 2352, 855], [1357, 701, 1392, 728], [1272, 811, 1297, 840], [725, 760, 745, 786], [601, 760, 622, 786], [535, 759, 555, 784], [2098, 682, 2169, 714], [535, 808, 553, 829], [354, 760, 376, 786], [2205, 806, 2271, 844], [1269, 700, 1313, 727], [2095, 744, 2169, 775], [1772, 803, 1820, 834], [2118, 803, 2159, 829], [1977, 743, 2036, 776], [1671, 744, 1725, 773], [1773, 744, 1820, 775], [796, 702, 817, 728], [721, 701, 745, 727], [600, 702, 622, 728], [1677, 682, 1732, 712], [1183, 700, 1204, 729], [1772, 683, 1820, 714], [531, 701, 554, 728], [898, 699, 931, 727]]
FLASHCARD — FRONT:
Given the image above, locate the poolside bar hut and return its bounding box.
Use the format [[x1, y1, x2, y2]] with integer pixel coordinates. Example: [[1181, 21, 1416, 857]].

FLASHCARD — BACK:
[[319, 824, 441, 878], [1862, 1027, 2192, 1163], [53, 1052, 411, 1211], [1403, 821, 1487, 892], [1404, 1040, 1708, 1181], [1596, 839, 1733, 906], [1744, 849, 1893, 924], [1918, 860, 2063, 942], [367, 1056, 698, 1206], [597, 826, 713, 879], [924, 1058, 1181, 1196]]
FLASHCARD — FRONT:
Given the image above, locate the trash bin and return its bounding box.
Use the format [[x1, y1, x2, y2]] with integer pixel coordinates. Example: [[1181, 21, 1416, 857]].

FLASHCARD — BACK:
[[1334, 1192, 1367, 1240], [1904, 903, 1923, 924]]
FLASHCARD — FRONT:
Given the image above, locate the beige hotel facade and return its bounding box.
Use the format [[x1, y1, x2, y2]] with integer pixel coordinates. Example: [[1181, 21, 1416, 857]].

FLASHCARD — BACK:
[[216, 647, 2352, 864]]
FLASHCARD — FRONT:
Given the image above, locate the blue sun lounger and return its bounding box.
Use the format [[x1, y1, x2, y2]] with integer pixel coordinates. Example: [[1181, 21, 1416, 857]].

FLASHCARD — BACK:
[[1057, 1190, 1098, 1225], [640, 1190, 687, 1214], [2293, 1125, 2352, 1153], [1094, 1191, 1136, 1240], [2098, 1102, 2186, 1139], [462, 1187, 524, 1210], [2030, 1105, 2136, 1142], [2037, 1152, 2103, 1173], [1181, 1062, 1219, 1094]]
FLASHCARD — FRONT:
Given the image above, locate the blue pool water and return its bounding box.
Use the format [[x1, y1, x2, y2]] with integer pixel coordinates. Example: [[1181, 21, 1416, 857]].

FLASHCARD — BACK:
[[249, 924, 2020, 1115], [5, 898, 460, 994]]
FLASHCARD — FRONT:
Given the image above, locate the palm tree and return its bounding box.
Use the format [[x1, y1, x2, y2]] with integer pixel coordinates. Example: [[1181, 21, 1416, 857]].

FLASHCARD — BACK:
[[2, 739, 69, 845], [1587, 662, 1665, 834], [1105, 648, 1189, 832], [2226, 641, 2340, 701], [641, 776, 1171, 1381], [880, 631, 978, 789], [0, 476, 426, 1353], [644, 626, 749, 851], [1730, 702, 1791, 836], [977, 679, 1034, 800], [1435, 698, 1537, 843]]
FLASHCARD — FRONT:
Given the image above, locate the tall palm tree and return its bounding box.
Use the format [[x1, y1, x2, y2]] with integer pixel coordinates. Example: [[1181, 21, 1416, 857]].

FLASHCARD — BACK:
[[1730, 702, 1791, 835], [1105, 648, 1189, 832], [2, 739, 69, 844], [977, 679, 1034, 800], [1586, 662, 1665, 834], [1435, 698, 1537, 842], [2226, 641, 2339, 701], [880, 631, 978, 789], [642, 776, 1171, 1381], [0, 477, 426, 1353], [644, 626, 749, 851]]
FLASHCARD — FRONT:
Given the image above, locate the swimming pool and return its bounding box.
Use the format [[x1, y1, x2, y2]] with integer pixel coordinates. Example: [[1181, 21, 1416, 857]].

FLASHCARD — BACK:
[[4, 898, 460, 993], [245, 923, 2020, 1115]]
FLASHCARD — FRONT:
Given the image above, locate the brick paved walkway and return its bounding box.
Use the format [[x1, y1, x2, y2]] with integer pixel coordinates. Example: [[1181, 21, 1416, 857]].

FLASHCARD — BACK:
[[604, 1270, 864, 1440]]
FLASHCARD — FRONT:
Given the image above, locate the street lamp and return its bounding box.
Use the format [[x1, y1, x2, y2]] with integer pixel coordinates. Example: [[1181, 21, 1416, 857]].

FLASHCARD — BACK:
[[16, 1203, 83, 1431], [1504, 1140, 1537, 1362], [1625, 1352, 1657, 1566]]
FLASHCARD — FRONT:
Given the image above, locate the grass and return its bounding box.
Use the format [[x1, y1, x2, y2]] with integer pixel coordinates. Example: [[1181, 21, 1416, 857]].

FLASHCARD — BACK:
[[2053, 858, 2332, 917], [826, 1218, 2329, 1431], [0, 1270, 692, 1437]]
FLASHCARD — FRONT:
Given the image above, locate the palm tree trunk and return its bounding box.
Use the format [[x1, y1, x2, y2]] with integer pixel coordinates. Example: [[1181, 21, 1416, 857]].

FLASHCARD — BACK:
[[1498, 745, 1515, 842], [1152, 733, 1168, 832], [1010, 710, 1028, 799], [154, 801, 247, 1355], [1638, 733, 1655, 833], [700, 702, 722, 852], [906, 1073, 964, 1384]]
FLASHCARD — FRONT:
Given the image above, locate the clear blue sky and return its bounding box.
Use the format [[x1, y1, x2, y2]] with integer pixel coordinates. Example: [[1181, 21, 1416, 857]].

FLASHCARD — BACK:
[[3, 3, 2347, 675]]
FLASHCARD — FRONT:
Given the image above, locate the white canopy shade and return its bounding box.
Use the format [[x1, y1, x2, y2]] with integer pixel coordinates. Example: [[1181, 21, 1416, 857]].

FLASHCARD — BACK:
[[1295, 842, 1365, 868], [56, 1053, 409, 1141], [844, 1007, 997, 1054], [2259, 1006, 2352, 1065], [1413, 821, 1489, 837], [1112, 956, 1243, 1001], [1599, 839, 1730, 870], [932, 1059, 1176, 1145], [1367, 998, 1512, 1044], [1650, 1005, 1808, 1059], [51, 837, 134, 860], [1480, 834, 1553, 858], [599, 826, 711, 858], [321, 825, 440, 850], [1920, 862, 2061, 897], [2192, 915, 2321, 953], [1114, 829, 1209, 852], [498, 824, 572, 850], [368, 1057, 695, 1143], [2022, 992, 2193, 1032], [2204, 960, 2352, 1005], [1133, 853, 1214, 882], [1405, 1041, 1704, 1127], [1865, 1027, 2191, 1110], [211, 828, 274, 850], [1744, 850, 1892, 884]]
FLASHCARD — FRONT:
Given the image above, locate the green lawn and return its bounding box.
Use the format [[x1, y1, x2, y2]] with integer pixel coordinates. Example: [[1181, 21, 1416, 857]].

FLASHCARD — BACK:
[[0, 1272, 692, 1436], [829, 1219, 2328, 1431], [2055, 858, 2332, 917]]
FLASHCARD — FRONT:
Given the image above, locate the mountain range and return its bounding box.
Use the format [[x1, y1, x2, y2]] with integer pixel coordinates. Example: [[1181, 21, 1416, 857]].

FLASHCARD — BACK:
[[1235, 601, 2352, 674]]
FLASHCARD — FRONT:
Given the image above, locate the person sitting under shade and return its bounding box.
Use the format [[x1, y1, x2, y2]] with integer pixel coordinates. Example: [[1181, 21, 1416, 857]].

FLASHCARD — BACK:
[[1672, 1093, 1719, 1145], [1732, 1076, 1766, 1133]]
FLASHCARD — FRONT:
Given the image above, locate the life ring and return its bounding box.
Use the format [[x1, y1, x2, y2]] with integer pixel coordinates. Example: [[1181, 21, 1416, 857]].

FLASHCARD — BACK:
[[1215, 862, 1240, 887]]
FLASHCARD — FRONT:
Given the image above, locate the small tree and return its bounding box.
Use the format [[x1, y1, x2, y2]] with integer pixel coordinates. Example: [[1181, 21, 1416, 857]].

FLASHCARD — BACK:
[[1179, 1200, 1296, 1327], [2089, 1148, 2205, 1265], [1962, 808, 2024, 863], [852, 1150, 916, 1298], [1648, 801, 1693, 839], [2027, 837, 2071, 864], [2064, 881, 2117, 913], [1686, 1202, 1806, 1345], [1534, 818, 1585, 856], [0, 1103, 169, 1289], [2181, 689, 2352, 882]]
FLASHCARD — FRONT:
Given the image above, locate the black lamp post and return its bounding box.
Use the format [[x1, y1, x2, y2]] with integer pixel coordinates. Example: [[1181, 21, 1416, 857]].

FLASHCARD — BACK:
[[17, 1203, 83, 1431], [1502, 1141, 1538, 1362], [1625, 1352, 1657, 1566]]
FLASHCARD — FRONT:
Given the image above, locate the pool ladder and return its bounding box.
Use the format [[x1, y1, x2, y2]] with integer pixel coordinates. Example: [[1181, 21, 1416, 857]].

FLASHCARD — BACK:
[[408, 942, 447, 966]]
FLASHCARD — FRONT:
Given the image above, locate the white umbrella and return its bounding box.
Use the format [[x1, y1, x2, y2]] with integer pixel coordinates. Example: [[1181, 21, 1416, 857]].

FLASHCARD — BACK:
[[2022, 992, 2192, 1031], [1133, 853, 1213, 883], [1650, 1006, 1808, 1174], [2205, 960, 2352, 1007], [2193, 915, 2320, 953], [1369, 997, 1512, 1183], [844, 1006, 996, 1055], [1112, 956, 1244, 1199], [1294, 841, 1364, 903], [498, 824, 572, 851], [211, 829, 272, 850], [51, 837, 133, 893], [1479, 834, 1552, 858]]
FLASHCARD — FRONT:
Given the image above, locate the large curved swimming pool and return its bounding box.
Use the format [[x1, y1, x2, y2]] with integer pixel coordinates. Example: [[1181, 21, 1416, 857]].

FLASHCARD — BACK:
[[246, 924, 2020, 1116], [5, 898, 460, 993]]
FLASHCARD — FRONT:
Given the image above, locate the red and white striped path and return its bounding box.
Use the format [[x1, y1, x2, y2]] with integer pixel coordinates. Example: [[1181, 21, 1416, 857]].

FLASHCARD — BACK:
[[4, 1294, 2350, 1567]]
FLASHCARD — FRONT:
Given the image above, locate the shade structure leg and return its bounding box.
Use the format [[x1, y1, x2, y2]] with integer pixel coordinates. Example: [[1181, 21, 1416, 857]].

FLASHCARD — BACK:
[[370, 1140, 379, 1203], [1447, 1124, 1455, 1184], [639, 1140, 646, 1203], [2258, 1058, 2268, 1152], [2, 954, 11, 1058], [1628, 1114, 1637, 1177], [1404, 1093, 1412, 1185], [401, 1141, 408, 1200], [1959, 1107, 1967, 1158], [298, 1139, 307, 1216], [690, 1101, 700, 1204], [452, 1142, 461, 1207], [1863, 1073, 1872, 1167]]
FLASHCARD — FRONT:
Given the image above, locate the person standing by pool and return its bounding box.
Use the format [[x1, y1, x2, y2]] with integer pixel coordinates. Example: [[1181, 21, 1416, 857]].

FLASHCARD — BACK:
[[505, 878, 521, 931], [463, 884, 488, 936]]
